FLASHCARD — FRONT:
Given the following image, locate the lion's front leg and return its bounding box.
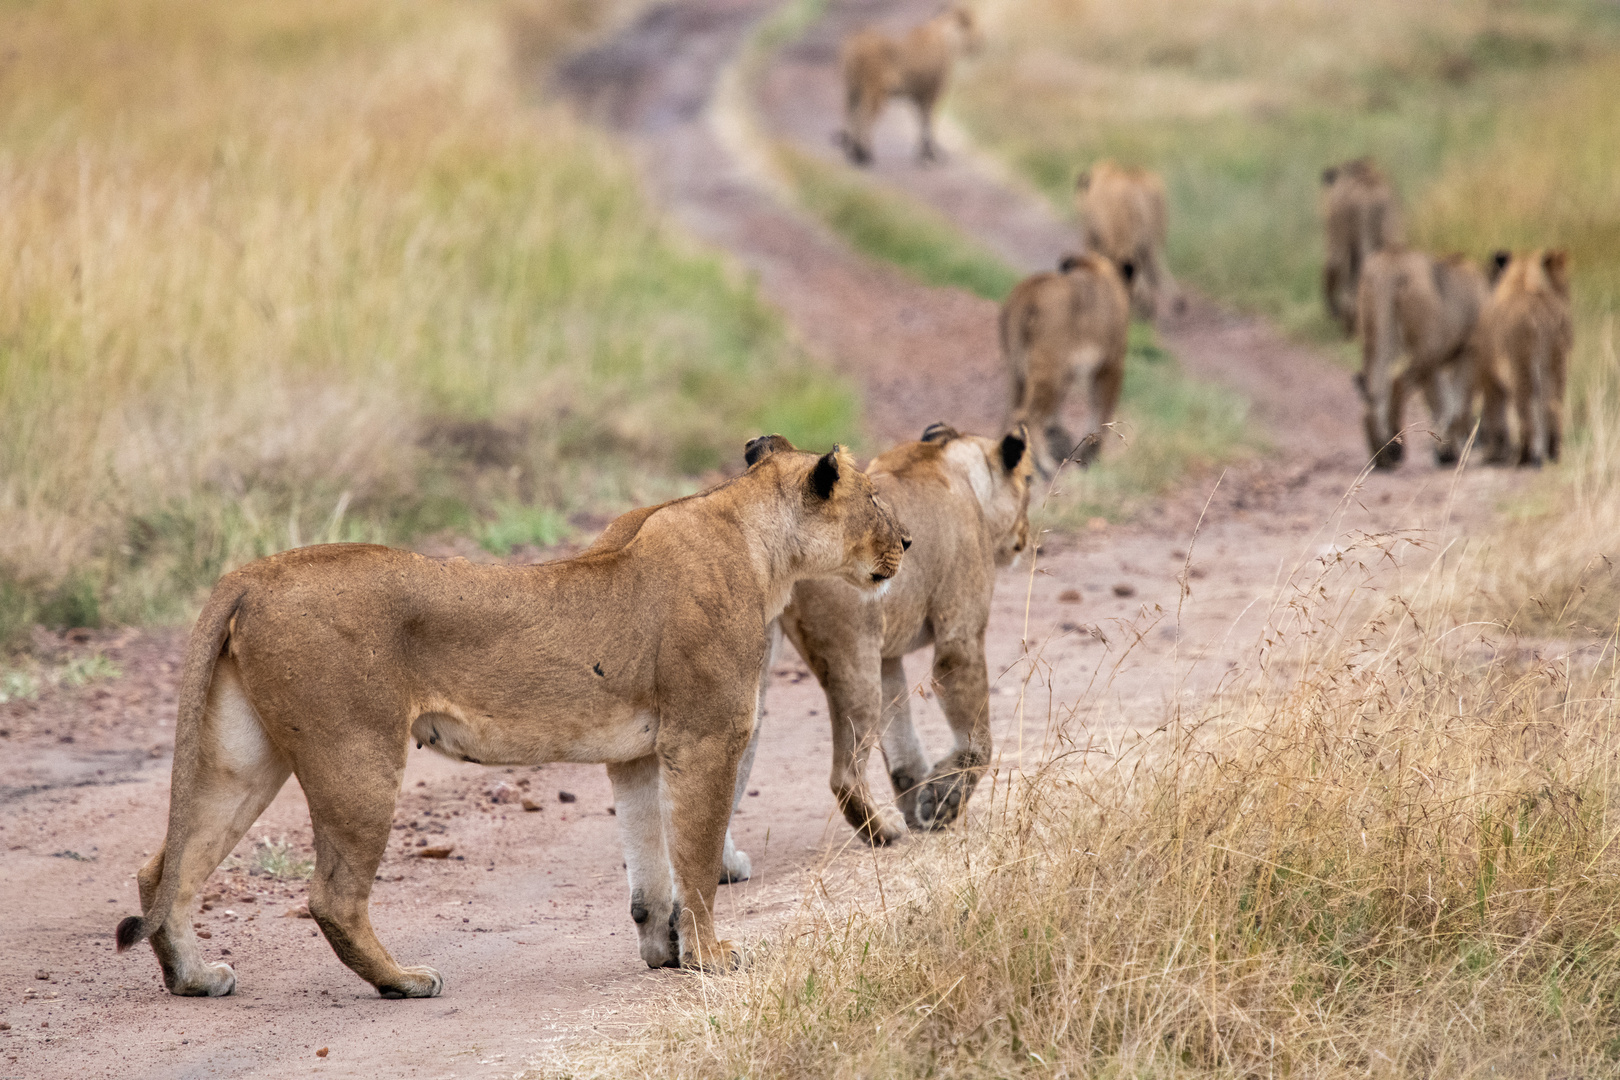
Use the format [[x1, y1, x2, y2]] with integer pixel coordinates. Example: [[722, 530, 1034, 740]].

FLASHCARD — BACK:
[[660, 719, 752, 971], [915, 638, 991, 830], [608, 755, 679, 968]]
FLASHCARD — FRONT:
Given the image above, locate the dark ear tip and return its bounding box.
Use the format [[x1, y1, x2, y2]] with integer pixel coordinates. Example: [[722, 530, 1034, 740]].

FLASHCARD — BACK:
[[1058, 254, 1081, 273], [810, 448, 841, 499], [745, 433, 794, 467], [1322, 166, 1337, 185], [921, 421, 959, 443], [999, 429, 1028, 472]]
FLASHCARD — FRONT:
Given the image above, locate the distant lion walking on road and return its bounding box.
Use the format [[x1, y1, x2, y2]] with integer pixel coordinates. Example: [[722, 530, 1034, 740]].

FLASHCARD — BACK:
[[1002, 253, 1131, 476], [1076, 161, 1179, 321], [1481, 249, 1573, 467], [1355, 248, 1495, 469], [839, 5, 981, 166], [1322, 157, 1402, 337]]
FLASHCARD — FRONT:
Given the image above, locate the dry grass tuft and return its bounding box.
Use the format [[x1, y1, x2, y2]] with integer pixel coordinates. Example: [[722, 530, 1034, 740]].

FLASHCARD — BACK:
[[539, 536, 1620, 1077]]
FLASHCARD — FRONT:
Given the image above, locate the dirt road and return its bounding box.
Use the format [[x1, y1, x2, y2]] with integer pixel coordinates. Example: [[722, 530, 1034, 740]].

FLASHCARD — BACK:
[[0, 2, 1526, 1076]]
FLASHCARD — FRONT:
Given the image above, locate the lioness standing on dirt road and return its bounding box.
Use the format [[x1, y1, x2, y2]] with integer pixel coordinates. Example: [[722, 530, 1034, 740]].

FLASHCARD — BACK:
[[116, 440, 908, 998], [839, 4, 981, 166], [725, 423, 1032, 858]]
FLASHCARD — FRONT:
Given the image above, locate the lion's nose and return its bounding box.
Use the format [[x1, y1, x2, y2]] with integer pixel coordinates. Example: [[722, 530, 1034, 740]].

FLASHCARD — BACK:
[[901, 536, 912, 551]]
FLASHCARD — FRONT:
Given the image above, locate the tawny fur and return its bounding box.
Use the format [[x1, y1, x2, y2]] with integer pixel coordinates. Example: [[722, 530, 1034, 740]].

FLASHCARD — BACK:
[[1355, 248, 1496, 470], [1076, 160, 1178, 320], [1321, 158, 1402, 337], [726, 424, 1033, 856], [116, 442, 908, 999], [1001, 253, 1131, 476], [840, 5, 980, 166], [1479, 249, 1573, 467]]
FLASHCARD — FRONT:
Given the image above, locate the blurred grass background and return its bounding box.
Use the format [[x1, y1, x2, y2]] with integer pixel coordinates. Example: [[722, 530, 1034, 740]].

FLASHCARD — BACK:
[[0, 0, 858, 643]]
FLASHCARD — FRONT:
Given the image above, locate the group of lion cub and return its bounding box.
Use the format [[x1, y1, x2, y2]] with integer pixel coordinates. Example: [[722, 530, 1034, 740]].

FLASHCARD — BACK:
[[117, 7, 1574, 1004]]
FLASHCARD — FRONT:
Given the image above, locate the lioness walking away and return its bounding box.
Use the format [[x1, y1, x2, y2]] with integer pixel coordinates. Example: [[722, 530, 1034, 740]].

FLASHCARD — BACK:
[[726, 423, 1031, 856], [1076, 161, 1179, 320], [1321, 158, 1402, 337], [1355, 248, 1494, 469], [1002, 253, 1131, 476], [116, 440, 908, 997], [1482, 249, 1573, 467], [840, 4, 980, 165]]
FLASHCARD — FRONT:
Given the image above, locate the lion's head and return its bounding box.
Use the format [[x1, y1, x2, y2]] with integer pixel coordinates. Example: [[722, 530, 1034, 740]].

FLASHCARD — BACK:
[[745, 435, 910, 591]]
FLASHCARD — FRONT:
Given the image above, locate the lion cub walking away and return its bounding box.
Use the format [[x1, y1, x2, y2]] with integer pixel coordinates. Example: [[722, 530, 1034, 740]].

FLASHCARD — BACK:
[[115, 440, 907, 998], [839, 5, 980, 166], [1002, 253, 1131, 477], [1355, 248, 1495, 470], [726, 424, 1032, 858], [1076, 161, 1179, 320], [1482, 249, 1573, 467], [1321, 158, 1402, 337]]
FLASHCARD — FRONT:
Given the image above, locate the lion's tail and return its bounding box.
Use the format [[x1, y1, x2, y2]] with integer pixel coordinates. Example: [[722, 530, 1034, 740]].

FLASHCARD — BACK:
[[115, 576, 248, 953]]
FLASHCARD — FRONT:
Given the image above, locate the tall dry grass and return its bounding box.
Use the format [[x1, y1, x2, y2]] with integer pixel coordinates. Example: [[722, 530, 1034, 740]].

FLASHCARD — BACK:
[[0, 0, 855, 641], [541, 534, 1620, 1078]]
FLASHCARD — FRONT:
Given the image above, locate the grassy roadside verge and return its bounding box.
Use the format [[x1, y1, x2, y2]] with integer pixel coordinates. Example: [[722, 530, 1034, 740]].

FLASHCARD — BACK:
[[0, 0, 858, 645]]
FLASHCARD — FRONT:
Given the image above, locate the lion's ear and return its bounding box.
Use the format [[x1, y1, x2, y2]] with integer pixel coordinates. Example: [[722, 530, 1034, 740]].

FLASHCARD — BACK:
[[999, 428, 1028, 473], [920, 421, 959, 443], [1058, 254, 1081, 273], [810, 447, 841, 500], [745, 434, 796, 467], [1321, 166, 1338, 186], [1075, 170, 1090, 192], [1489, 250, 1512, 285], [1118, 259, 1136, 285]]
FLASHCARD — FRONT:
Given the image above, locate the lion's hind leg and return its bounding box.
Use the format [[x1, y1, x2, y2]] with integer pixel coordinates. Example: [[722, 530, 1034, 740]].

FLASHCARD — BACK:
[[610, 754, 680, 967], [296, 727, 439, 998], [139, 657, 291, 996]]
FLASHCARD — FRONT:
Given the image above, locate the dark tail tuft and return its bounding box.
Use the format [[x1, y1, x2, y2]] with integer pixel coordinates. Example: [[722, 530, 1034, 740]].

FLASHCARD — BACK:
[[115, 915, 144, 953]]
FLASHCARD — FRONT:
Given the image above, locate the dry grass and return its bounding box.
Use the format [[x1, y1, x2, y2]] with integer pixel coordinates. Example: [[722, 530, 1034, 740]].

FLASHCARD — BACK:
[[537, 534, 1620, 1078], [0, 0, 855, 641]]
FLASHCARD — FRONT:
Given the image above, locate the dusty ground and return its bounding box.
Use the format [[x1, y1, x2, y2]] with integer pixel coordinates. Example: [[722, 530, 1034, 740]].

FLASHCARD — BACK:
[[1, 2, 1531, 1077]]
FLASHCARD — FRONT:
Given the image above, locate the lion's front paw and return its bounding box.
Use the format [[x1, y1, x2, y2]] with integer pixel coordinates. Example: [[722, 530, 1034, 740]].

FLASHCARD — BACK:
[[683, 939, 742, 972], [170, 961, 236, 998], [377, 965, 443, 999], [914, 769, 977, 830]]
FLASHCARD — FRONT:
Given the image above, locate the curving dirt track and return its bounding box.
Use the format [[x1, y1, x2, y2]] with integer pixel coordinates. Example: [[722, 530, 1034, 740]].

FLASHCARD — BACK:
[[1, 2, 1529, 1077]]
